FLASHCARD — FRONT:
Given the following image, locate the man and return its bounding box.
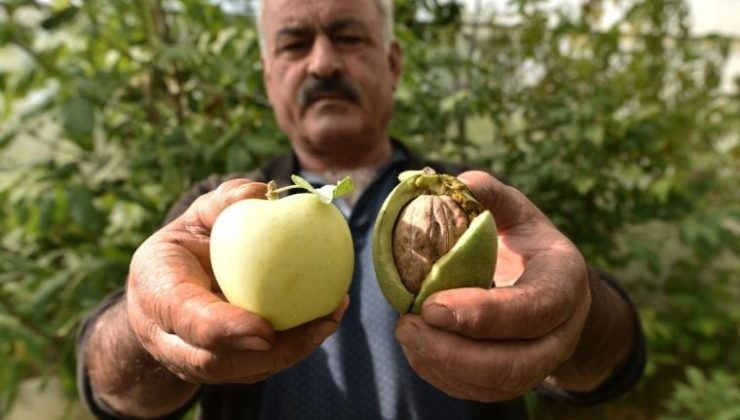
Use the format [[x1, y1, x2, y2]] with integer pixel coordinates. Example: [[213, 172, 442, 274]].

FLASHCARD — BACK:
[[77, 0, 645, 418]]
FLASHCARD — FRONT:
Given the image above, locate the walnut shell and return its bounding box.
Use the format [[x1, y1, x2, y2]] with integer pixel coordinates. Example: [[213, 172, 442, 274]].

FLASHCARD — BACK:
[[392, 195, 469, 294]]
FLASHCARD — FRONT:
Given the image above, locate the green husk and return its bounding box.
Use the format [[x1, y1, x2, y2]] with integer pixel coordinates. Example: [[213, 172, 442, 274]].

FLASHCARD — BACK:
[[372, 168, 497, 314]]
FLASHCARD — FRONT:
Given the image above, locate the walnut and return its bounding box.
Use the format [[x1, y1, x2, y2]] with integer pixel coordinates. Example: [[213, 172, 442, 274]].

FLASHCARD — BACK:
[[373, 168, 496, 314], [392, 195, 469, 294]]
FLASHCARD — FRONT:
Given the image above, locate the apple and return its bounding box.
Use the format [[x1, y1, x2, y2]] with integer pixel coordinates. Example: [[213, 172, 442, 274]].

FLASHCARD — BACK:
[[209, 176, 355, 331]]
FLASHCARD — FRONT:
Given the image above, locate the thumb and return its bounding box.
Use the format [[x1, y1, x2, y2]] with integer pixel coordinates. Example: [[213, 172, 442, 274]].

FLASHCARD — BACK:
[[456, 170, 533, 231], [152, 179, 269, 276], [180, 179, 269, 230]]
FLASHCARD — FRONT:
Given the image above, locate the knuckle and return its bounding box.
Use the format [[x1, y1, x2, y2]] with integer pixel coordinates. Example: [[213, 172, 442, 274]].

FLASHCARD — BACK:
[[525, 292, 561, 337], [193, 192, 213, 208], [190, 351, 227, 382], [191, 302, 244, 347], [128, 308, 160, 353], [214, 181, 231, 196], [189, 304, 220, 341], [138, 321, 159, 350], [459, 306, 493, 338], [214, 179, 249, 204], [191, 193, 214, 221], [190, 320, 217, 348], [215, 178, 246, 194]]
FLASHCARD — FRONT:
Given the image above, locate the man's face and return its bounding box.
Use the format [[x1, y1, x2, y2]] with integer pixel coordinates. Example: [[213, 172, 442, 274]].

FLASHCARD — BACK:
[[261, 0, 402, 152]]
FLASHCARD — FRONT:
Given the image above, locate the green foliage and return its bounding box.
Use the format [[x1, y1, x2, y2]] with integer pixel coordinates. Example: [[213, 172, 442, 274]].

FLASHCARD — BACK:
[[661, 366, 740, 420], [0, 0, 282, 413], [1, 0, 738, 417]]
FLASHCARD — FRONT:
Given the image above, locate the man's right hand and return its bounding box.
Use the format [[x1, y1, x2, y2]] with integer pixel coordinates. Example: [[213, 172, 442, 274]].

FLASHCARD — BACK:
[[88, 179, 347, 417]]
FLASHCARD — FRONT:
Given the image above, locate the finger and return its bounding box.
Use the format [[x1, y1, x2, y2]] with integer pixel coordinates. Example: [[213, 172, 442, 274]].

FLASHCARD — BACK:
[[220, 295, 348, 379], [129, 243, 275, 351], [194, 179, 268, 229], [457, 171, 543, 231], [400, 345, 520, 403], [140, 307, 342, 384], [421, 250, 587, 339], [396, 315, 569, 392], [227, 295, 349, 380]]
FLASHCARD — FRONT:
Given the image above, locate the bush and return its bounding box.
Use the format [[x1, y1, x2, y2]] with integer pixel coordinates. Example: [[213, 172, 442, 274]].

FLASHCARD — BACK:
[[662, 366, 740, 420]]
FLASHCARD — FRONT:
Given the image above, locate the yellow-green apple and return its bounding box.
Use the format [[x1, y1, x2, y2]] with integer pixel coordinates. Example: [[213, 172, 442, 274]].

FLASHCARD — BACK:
[[210, 176, 355, 330]]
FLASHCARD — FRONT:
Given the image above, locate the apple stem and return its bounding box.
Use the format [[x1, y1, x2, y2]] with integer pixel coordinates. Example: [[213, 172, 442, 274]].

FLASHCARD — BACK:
[[265, 181, 303, 200]]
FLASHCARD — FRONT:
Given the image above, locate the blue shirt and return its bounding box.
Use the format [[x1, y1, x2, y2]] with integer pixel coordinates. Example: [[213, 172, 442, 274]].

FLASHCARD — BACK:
[[258, 148, 474, 420]]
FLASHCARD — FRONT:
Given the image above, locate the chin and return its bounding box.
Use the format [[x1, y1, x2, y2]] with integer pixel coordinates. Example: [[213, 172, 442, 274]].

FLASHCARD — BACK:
[[305, 118, 366, 148]]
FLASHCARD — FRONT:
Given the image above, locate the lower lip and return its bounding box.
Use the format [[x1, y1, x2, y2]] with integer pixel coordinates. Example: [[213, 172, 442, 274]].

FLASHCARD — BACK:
[[308, 98, 354, 109], [314, 97, 350, 103]]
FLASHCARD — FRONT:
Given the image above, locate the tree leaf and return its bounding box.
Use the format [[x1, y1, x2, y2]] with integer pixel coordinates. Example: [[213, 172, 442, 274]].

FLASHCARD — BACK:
[[0, 130, 14, 150], [61, 97, 95, 150], [40, 7, 80, 30], [66, 184, 103, 233]]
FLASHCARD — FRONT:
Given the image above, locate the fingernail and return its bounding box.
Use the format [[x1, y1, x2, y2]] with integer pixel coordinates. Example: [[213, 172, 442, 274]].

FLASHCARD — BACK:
[[238, 336, 272, 351], [236, 183, 256, 196], [423, 304, 455, 328], [237, 182, 254, 191]]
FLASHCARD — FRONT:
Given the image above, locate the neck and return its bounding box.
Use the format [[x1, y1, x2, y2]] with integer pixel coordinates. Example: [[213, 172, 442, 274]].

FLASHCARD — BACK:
[[293, 136, 394, 173]]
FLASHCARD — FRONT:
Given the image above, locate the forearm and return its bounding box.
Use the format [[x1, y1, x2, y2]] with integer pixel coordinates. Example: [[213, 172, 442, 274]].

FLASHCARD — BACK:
[[85, 297, 200, 418], [545, 267, 636, 392]]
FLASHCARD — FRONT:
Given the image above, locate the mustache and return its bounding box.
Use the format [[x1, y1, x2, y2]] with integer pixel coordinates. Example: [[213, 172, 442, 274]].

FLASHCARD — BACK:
[[297, 75, 360, 108]]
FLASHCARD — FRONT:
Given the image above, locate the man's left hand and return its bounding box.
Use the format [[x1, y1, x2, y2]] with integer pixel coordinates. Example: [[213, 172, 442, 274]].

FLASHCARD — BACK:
[[395, 171, 592, 402]]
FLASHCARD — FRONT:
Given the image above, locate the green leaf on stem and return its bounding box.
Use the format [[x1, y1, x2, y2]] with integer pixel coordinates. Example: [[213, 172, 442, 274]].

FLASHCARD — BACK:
[[267, 175, 354, 204]]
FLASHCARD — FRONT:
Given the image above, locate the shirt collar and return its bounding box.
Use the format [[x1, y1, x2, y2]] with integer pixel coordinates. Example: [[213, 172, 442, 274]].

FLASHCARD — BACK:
[[296, 140, 410, 219]]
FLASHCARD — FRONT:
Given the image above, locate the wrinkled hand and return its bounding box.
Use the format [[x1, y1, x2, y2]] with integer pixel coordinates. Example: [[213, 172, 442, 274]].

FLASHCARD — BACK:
[[126, 179, 348, 384], [395, 171, 591, 402]]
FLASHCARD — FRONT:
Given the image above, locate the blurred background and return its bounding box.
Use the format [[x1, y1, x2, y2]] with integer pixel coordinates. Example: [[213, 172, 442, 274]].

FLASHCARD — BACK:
[[1, 0, 738, 418]]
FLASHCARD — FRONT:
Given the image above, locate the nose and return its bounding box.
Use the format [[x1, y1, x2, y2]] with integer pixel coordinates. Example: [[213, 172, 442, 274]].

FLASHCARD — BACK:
[[307, 36, 343, 78]]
